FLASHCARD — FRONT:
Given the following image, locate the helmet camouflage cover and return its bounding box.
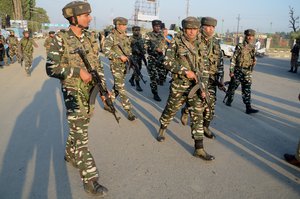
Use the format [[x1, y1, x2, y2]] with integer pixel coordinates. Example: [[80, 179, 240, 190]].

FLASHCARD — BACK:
[[182, 17, 200, 29], [244, 29, 256, 36], [62, 1, 91, 18], [113, 17, 128, 25]]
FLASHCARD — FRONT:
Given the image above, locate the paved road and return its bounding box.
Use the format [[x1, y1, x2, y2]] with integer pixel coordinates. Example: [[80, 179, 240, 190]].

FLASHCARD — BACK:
[[0, 39, 299, 199]]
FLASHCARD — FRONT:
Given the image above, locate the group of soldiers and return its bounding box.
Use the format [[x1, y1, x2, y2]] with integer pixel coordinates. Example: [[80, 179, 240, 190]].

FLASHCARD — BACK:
[[45, 1, 259, 197], [0, 29, 38, 76]]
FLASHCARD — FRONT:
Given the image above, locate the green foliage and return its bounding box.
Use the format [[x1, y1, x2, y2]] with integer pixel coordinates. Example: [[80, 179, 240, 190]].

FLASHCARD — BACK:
[[0, 0, 13, 22], [290, 31, 300, 40]]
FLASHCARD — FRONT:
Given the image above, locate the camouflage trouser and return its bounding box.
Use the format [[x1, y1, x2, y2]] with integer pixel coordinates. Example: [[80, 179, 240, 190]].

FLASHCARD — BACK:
[[147, 55, 165, 92], [130, 55, 142, 81], [110, 61, 132, 111], [203, 78, 217, 122], [290, 54, 299, 72], [159, 79, 205, 140], [24, 52, 33, 74], [226, 68, 252, 106], [8, 45, 20, 62], [62, 82, 99, 183]]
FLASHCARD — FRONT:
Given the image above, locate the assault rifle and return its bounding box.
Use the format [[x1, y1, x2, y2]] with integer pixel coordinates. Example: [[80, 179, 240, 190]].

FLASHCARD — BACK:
[[223, 76, 235, 103], [73, 47, 120, 124], [185, 55, 213, 120], [117, 44, 147, 84]]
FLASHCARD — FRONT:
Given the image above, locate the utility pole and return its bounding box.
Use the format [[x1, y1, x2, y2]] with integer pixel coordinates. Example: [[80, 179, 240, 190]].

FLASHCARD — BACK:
[[186, 0, 190, 17], [236, 14, 240, 44]]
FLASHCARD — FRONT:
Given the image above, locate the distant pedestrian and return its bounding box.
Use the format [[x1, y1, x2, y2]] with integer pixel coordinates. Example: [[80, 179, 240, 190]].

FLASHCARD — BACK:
[[289, 39, 300, 73]]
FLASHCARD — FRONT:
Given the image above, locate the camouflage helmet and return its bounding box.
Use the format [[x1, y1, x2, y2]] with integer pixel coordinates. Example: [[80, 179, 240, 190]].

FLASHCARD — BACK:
[[201, 17, 217, 27], [23, 30, 30, 35], [182, 17, 200, 29], [132, 26, 140, 31], [244, 29, 255, 36], [113, 17, 128, 26], [62, 1, 91, 19], [152, 20, 162, 27], [49, 31, 55, 34]]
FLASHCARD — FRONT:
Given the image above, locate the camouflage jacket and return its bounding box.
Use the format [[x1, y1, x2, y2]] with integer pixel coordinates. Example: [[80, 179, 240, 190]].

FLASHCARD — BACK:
[[130, 35, 145, 57], [164, 32, 208, 87], [230, 40, 256, 72], [46, 28, 106, 89], [44, 36, 53, 52], [144, 31, 166, 57], [20, 38, 36, 55], [0, 35, 6, 44], [103, 29, 131, 62], [199, 33, 224, 80], [7, 36, 18, 47]]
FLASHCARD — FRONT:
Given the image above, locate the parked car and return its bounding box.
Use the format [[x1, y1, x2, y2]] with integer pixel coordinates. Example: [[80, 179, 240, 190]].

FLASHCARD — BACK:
[[33, 32, 44, 39], [220, 42, 235, 57]]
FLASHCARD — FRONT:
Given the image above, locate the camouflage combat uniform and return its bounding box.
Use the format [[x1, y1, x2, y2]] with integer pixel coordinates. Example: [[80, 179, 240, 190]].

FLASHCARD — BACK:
[[144, 20, 166, 100], [225, 29, 258, 113], [0, 34, 7, 65], [157, 17, 214, 160], [20, 35, 37, 75], [103, 17, 136, 120], [44, 31, 55, 55], [46, 28, 106, 184], [128, 26, 146, 91], [6, 34, 19, 63]]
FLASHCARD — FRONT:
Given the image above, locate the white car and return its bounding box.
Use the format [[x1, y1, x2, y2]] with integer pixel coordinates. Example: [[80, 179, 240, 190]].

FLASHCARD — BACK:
[[220, 43, 235, 57]]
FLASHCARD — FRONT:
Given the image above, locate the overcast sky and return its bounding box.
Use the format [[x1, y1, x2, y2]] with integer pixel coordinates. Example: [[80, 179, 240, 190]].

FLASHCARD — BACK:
[[36, 0, 300, 33]]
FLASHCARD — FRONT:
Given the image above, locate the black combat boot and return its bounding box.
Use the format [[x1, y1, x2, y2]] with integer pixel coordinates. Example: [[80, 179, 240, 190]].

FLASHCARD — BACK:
[[126, 110, 136, 121], [84, 180, 108, 197], [135, 80, 143, 92], [288, 68, 293, 72], [180, 107, 188, 126], [193, 139, 215, 161], [129, 76, 135, 86], [203, 120, 216, 139], [246, 104, 259, 114], [152, 90, 161, 101], [157, 125, 166, 142], [224, 95, 232, 107]]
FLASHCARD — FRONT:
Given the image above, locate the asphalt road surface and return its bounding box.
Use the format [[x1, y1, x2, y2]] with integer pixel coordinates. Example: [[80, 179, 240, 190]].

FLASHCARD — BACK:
[[0, 39, 299, 199]]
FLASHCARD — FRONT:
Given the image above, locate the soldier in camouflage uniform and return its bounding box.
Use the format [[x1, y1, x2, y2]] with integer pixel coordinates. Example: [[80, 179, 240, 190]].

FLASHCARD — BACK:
[[128, 26, 146, 92], [43, 31, 55, 55], [6, 30, 19, 64], [20, 31, 38, 76], [224, 29, 259, 114], [144, 20, 166, 101], [0, 31, 7, 66], [157, 17, 214, 161], [104, 17, 136, 121], [181, 17, 224, 139], [46, 1, 108, 196]]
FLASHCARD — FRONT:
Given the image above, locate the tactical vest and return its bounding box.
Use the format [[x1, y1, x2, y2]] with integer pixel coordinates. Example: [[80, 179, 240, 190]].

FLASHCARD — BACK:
[[236, 42, 255, 67], [130, 35, 145, 56], [146, 31, 165, 56], [20, 38, 34, 54], [109, 29, 131, 58], [207, 37, 221, 75], [7, 36, 18, 46]]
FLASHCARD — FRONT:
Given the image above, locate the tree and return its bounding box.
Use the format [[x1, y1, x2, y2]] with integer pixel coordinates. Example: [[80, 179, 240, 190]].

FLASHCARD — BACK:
[[289, 6, 299, 32]]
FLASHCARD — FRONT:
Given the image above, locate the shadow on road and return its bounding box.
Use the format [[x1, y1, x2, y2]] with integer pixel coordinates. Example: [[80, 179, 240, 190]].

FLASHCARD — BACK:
[[31, 55, 45, 73], [0, 79, 72, 199]]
